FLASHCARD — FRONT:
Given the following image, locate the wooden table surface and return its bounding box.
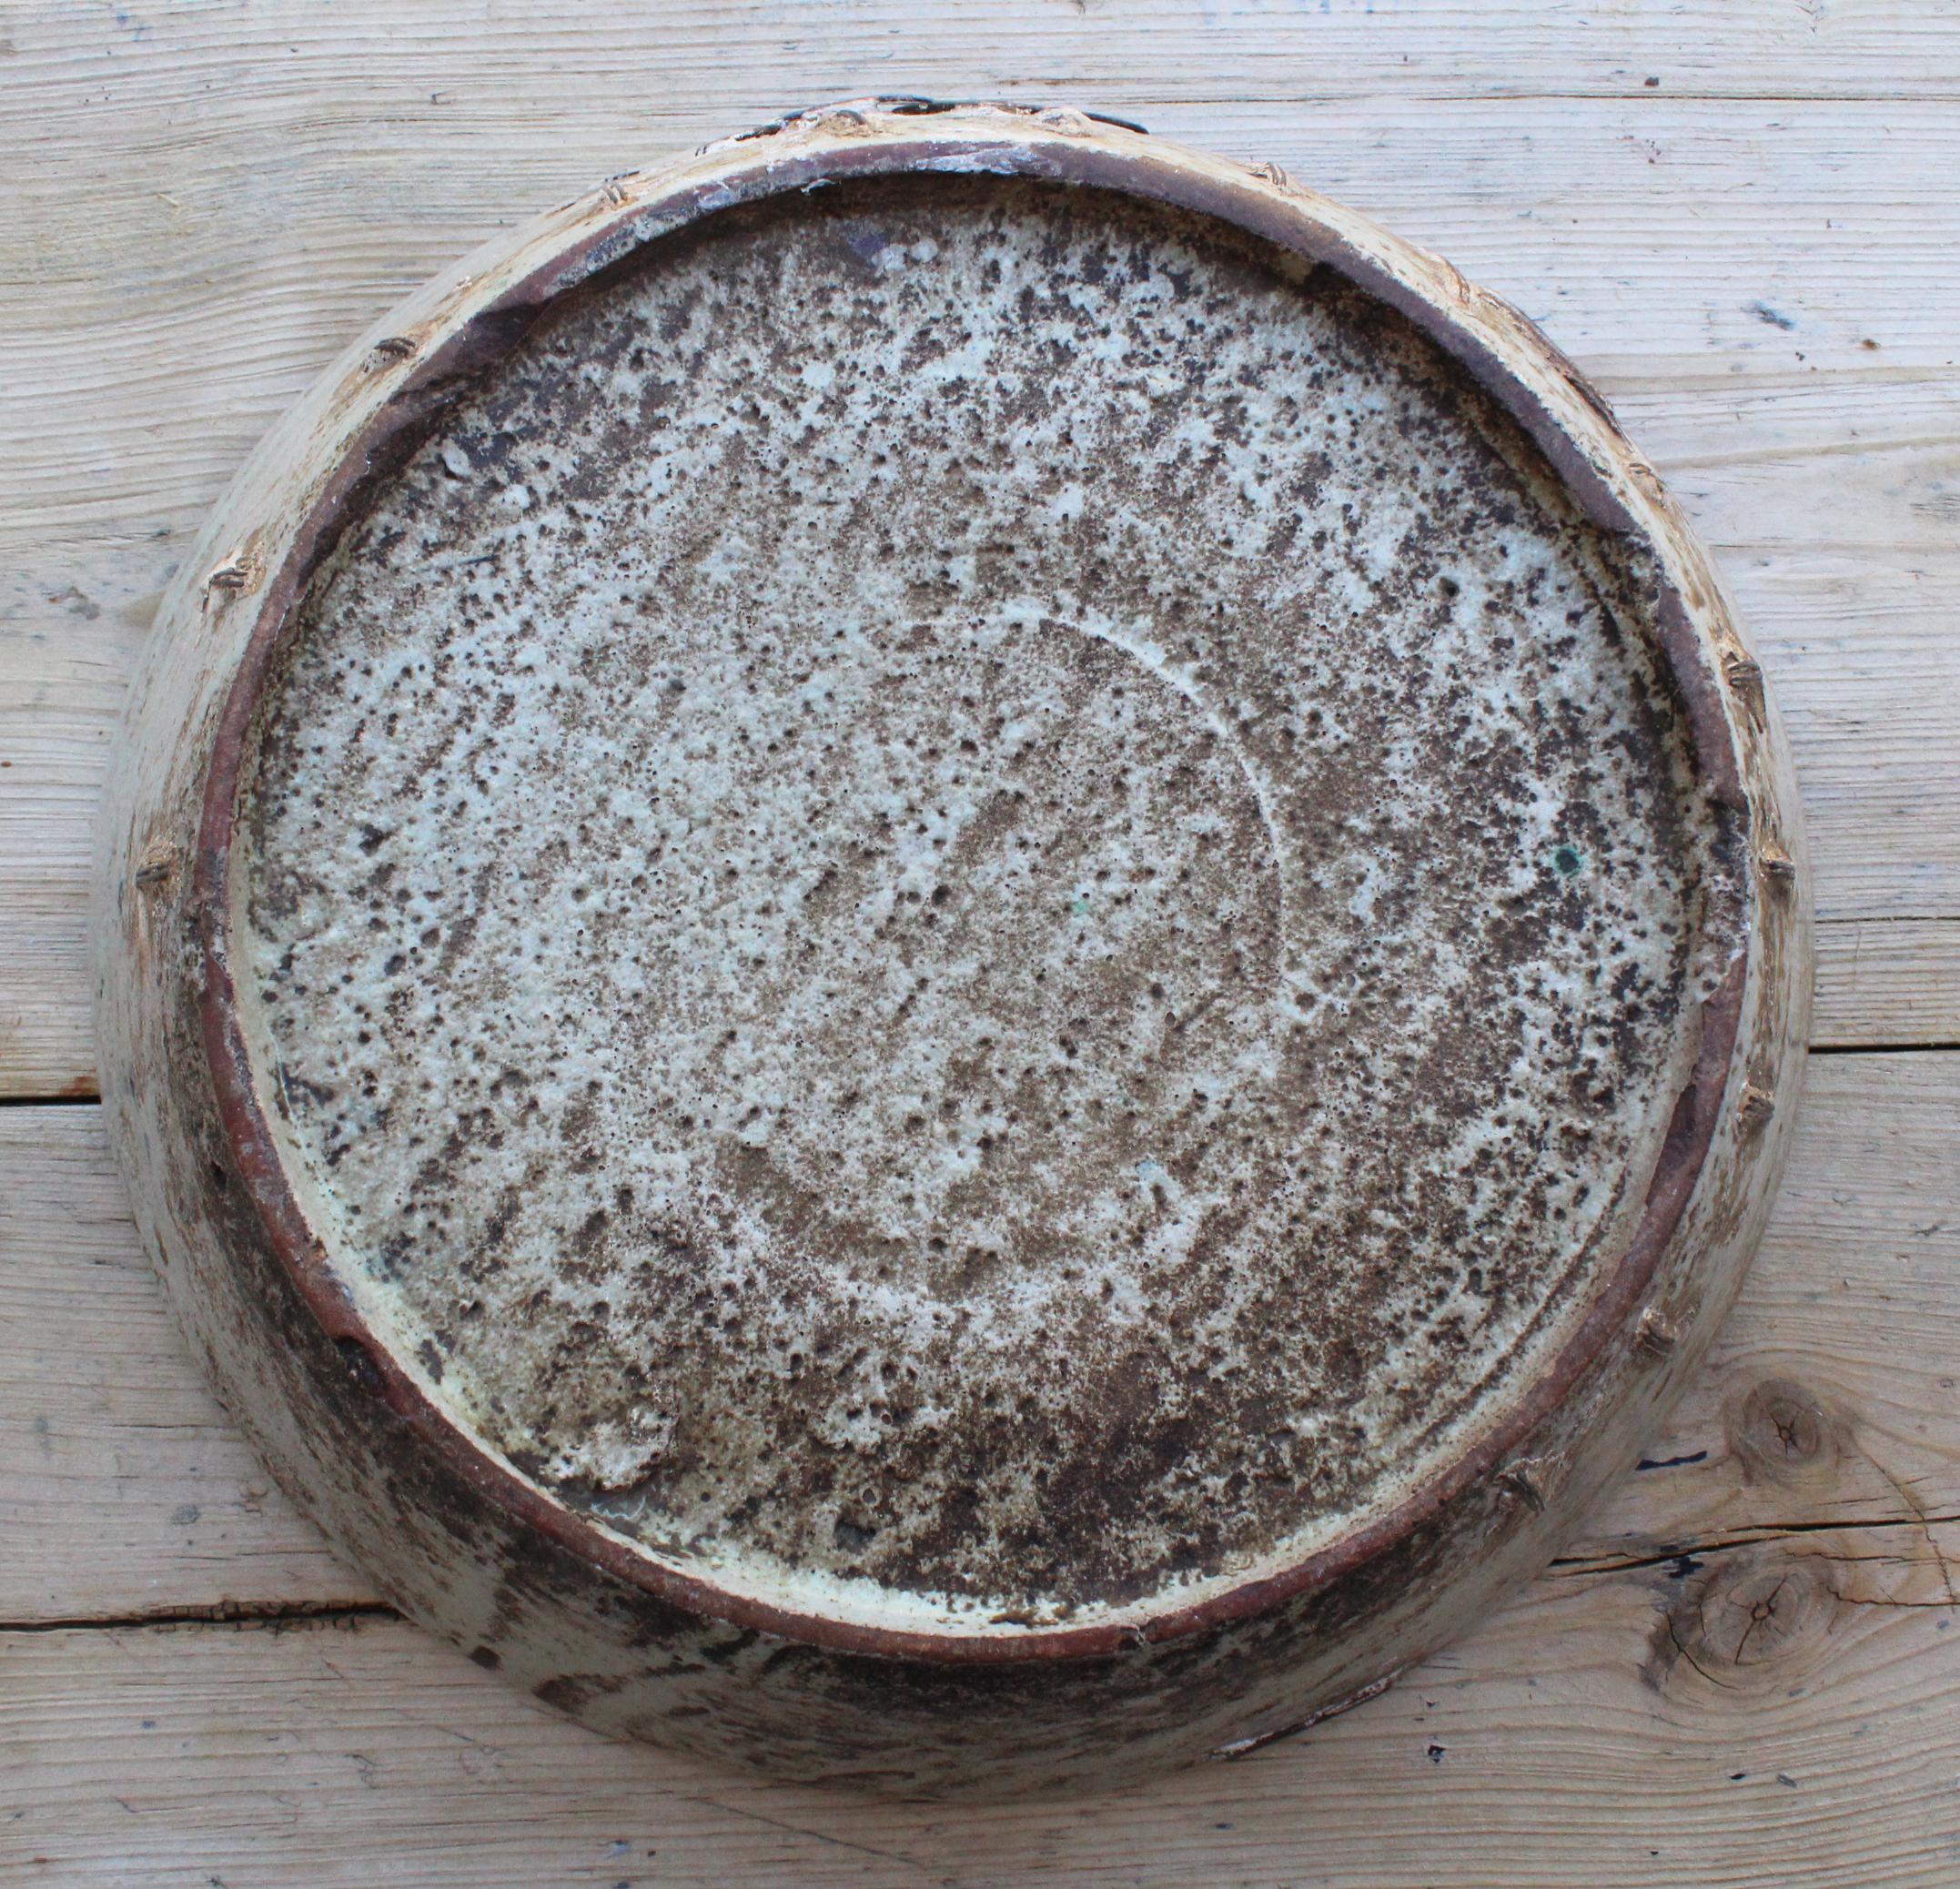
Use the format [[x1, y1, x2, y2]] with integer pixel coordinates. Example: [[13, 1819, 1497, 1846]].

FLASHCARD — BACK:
[[5, 4, 1959, 1884]]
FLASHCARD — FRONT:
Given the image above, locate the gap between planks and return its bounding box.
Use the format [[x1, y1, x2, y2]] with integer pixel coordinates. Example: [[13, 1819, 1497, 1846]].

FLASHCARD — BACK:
[[5, 1535, 1957, 1889], [11, 1491, 1960, 1632], [0, 1039, 1945, 1109], [5, 1053, 1957, 1622]]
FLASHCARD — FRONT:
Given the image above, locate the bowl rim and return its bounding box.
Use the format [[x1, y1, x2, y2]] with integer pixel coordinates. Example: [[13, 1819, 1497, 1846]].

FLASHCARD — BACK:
[[189, 99, 1753, 1667]]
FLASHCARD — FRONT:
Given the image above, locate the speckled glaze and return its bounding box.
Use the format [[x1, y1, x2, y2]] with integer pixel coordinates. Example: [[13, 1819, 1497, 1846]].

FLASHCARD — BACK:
[[95, 101, 1810, 1793]]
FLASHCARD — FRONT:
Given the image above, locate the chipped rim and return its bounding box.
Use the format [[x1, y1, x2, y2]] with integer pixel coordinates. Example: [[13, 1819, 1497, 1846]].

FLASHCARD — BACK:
[[191, 103, 1754, 1667]]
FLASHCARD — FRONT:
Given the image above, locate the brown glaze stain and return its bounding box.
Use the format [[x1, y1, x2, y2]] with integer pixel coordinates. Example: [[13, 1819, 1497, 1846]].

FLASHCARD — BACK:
[[235, 177, 1738, 1627]]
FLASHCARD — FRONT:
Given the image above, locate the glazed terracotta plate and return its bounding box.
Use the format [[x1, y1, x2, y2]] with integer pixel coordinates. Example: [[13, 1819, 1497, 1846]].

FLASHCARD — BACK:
[[96, 101, 1808, 1793]]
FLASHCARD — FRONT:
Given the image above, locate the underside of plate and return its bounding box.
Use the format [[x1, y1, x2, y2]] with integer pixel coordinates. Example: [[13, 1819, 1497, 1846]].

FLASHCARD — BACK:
[[95, 100, 1810, 1794]]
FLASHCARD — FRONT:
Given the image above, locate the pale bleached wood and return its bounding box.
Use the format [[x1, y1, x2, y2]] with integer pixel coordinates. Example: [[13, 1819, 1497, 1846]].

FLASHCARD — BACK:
[[5, 1055, 1956, 1620], [7, 57, 1960, 1087], [7, 551, 1952, 1091], [0, 0, 1952, 1873], [5, 1, 1957, 1874], [5, 1070, 1958, 1872], [9, 97, 1958, 553], [0, 1107, 369, 1619], [5, 0, 1960, 121], [9, 100, 1960, 540], [1571, 1050, 1960, 1560], [1815, 920, 1960, 1047], [7, 9, 1960, 1088], [5, 506, 1959, 1093], [5, 1520, 1957, 1888]]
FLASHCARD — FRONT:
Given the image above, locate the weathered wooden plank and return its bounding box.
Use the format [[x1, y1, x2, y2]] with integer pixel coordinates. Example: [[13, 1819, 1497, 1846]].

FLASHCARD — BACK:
[[4, 1521, 1956, 1887], [7, 541, 1955, 1093], [5, 3, 1955, 1877], [10, 101, 1960, 537], [1815, 921, 1960, 1048], [1737, 551, 1960, 926], [8, 21, 1960, 1087], [6, 409, 1960, 1088], [1571, 1051, 1960, 1559], [5, 1055, 1956, 1621], [5, 0, 1960, 146], [0, 1107, 364, 1616], [1609, 380, 1960, 555]]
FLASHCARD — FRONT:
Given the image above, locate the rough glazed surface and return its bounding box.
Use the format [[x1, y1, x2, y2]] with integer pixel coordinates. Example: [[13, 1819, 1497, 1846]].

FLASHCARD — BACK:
[[238, 177, 1737, 1627]]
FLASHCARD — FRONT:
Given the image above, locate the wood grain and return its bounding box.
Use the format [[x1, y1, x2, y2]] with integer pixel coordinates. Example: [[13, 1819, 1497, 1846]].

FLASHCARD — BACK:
[[7, 0, 1960, 117], [5, 1054, 1956, 1620], [5, 1060, 1958, 1873], [1815, 921, 1960, 1048], [11, 552, 1956, 1091], [0, 1107, 365, 1620], [16, 1057, 1948, 1887], [5, 5, 1959, 1878], [5, 1527, 1956, 1887], [5, 9, 1960, 1089]]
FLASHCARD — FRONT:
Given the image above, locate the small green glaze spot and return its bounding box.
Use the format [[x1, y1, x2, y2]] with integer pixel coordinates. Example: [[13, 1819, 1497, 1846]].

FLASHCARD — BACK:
[[1070, 894, 1093, 915], [1552, 843, 1584, 878]]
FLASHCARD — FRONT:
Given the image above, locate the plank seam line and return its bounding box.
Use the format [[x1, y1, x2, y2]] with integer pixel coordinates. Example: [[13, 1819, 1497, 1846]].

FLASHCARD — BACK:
[[1552, 1511, 1960, 1579], [1809, 1040, 1960, 1058], [15, 88, 1960, 116], [890, 89, 1960, 106], [0, 1601, 399, 1635], [9, 1033, 1960, 1111], [14, 1513, 1960, 1634]]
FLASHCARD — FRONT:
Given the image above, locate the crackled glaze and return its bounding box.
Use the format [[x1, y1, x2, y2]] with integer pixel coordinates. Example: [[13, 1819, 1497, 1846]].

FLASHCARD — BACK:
[[238, 177, 1737, 1626]]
